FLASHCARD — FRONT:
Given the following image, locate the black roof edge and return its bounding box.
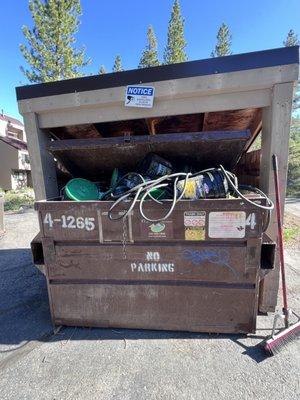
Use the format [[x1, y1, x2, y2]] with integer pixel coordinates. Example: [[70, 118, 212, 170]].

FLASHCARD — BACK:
[[16, 46, 299, 101]]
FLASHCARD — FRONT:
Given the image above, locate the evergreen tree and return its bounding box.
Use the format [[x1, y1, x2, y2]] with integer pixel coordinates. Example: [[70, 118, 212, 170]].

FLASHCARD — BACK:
[[283, 29, 299, 47], [283, 30, 300, 196], [287, 118, 300, 196], [113, 55, 123, 72], [211, 23, 232, 57], [163, 0, 187, 64], [99, 65, 106, 74], [284, 30, 300, 112], [139, 26, 160, 68], [20, 0, 90, 83]]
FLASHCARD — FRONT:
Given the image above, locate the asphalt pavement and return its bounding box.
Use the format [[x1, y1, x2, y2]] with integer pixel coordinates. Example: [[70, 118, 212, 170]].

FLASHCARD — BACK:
[[0, 210, 299, 400], [285, 198, 300, 218]]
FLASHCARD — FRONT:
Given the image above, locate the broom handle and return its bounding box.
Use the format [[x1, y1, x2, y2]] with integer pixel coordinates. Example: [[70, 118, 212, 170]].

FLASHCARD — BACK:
[[272, 154, 289, 321]]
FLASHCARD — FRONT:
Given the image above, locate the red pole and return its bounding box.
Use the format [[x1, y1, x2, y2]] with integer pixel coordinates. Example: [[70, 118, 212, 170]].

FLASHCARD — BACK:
[[272, 154, 289, 326]]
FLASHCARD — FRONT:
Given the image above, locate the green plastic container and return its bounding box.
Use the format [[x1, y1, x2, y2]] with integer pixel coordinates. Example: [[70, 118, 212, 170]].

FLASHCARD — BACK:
[[149, 187, 166, 200], [65, 178, 99, 201]]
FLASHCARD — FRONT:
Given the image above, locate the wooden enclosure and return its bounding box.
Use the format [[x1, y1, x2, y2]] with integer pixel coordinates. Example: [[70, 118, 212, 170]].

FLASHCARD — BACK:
[[16, 46, 299, 314]]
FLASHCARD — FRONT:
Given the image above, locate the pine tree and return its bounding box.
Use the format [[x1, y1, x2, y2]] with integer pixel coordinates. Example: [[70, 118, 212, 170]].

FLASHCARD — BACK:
[[99, 65, 106, 74], [139, 26, 160, 68], [163, 0, 187, 64], [284, 30, 300, 195], [20, 0, 90, 83], [211, 23, 232, 57], [283, 29, 299, 47], [113, 55, 123, 72], [284, 30, 299, 112]]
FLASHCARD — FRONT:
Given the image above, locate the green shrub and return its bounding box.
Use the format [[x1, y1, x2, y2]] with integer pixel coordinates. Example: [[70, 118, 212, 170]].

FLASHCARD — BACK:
[[287, 118, 300, 197], [4, 188, 35, 211]]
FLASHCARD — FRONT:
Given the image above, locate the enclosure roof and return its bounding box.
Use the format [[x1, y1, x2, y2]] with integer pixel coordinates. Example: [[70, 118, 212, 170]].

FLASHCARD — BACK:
[[16, 46, 299, 101]]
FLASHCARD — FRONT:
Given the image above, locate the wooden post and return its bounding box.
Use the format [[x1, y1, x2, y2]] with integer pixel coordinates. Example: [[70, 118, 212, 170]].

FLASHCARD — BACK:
[[259, 82, 294, 313], [23, 113, 58, 200]]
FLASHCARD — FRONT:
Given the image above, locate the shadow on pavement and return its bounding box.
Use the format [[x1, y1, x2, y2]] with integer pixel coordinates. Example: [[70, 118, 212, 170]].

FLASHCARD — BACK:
[[0, 248, 269, 364]]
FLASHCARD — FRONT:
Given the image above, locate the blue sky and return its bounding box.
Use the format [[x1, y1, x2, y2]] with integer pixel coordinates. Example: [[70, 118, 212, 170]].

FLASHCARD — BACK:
[[0, 0, 299, 121]]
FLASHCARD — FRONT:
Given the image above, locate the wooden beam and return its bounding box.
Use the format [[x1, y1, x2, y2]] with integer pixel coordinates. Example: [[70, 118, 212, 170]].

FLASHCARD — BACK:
[[35, 89, 271, 129], [202, 113, 208, 131], [259, 82, 294, 313], [18, 64, 298, 115], [145, 118, 157, 135], [23, 113, 58, 200], [243, 110, 263, 152]]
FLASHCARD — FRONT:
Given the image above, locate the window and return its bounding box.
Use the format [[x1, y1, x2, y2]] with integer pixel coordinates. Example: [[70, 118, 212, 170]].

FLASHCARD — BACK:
[[21, 153, 30, 164]]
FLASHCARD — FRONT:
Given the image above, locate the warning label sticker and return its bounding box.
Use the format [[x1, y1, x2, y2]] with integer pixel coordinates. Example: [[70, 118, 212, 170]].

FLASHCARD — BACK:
[[184, 211, 206, 240], [208, 211, 246, 238], [185, 227, 205, 241]]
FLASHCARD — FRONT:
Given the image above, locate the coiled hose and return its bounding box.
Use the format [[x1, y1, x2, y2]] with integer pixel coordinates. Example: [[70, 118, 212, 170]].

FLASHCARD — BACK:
[[108, 165, 274, 222]]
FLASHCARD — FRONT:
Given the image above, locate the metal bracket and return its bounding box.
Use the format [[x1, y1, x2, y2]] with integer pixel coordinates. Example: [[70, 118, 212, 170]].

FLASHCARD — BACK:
[[42, 238, 56, 264], [123, 131, 131, 144], [246, 238, 260, 269]]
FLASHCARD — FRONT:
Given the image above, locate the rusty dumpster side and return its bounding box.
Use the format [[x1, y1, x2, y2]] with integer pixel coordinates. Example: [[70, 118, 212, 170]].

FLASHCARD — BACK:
[[35, 198, 274, 334]]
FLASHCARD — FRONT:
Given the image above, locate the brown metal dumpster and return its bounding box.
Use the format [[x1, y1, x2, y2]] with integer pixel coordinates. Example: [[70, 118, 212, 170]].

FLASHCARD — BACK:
[[34, 129, 274, 334], [36, 197, 272, 333]]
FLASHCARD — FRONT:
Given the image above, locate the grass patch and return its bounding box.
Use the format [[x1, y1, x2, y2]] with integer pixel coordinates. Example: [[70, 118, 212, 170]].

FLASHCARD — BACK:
[[283, 212, 300, 248], [283, 226, 300, 242], [2, 188, 35, 212]]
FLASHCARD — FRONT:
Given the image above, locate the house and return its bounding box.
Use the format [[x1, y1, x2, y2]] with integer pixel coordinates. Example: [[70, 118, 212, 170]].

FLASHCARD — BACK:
[[0, 111, 31, 190]]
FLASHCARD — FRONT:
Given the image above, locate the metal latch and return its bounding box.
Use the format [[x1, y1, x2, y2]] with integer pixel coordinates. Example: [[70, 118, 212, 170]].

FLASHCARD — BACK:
[[123, 131, 131, 144]]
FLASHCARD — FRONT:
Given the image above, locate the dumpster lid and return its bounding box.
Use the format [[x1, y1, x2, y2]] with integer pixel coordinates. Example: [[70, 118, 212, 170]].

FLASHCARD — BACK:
[[49, 130, 251, 179]]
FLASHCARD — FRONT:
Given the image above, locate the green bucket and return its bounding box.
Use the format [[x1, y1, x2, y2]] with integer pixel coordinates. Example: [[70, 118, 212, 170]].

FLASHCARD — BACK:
[[65, 178, 99, 201]]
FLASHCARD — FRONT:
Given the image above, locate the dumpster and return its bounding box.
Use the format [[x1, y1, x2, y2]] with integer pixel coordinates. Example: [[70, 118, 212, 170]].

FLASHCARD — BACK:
[[36, 196, 274, 333], [34, 129, 274, 334], [16, 46, 299, 331]]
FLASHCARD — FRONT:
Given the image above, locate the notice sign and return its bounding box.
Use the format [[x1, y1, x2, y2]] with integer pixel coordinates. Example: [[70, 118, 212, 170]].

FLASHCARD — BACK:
[[125, 86, 155, 108]]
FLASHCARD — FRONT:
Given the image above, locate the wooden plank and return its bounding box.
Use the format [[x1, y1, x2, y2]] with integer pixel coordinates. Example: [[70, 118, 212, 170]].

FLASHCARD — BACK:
[[259, 82, 295, 313], [50, 124, 102, 139], [16, 47, 299, 101], [18, 64, 298, 115], [36, 89, 271, 129], [202, 108, 261, 133], [22, 113, 58, 200]]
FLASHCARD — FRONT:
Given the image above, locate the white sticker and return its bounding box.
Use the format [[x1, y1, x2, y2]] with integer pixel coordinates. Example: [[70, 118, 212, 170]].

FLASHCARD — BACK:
[[184, 211, 206, 227], [125, 86, 155, 108], [208, 211, 246, 238]]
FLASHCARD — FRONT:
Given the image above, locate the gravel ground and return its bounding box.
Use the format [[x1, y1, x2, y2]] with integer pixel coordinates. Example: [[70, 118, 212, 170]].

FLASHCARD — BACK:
[[0, 210, 299, 400]]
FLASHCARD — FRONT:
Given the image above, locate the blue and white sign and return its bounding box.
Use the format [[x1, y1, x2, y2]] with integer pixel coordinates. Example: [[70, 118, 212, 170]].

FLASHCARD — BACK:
[[125, 85, 155, 108]]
